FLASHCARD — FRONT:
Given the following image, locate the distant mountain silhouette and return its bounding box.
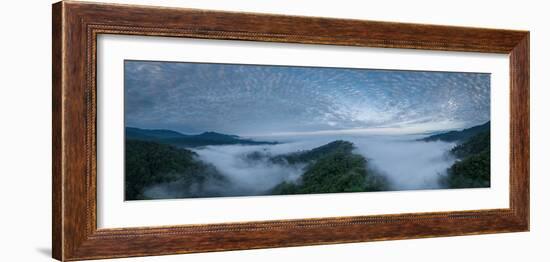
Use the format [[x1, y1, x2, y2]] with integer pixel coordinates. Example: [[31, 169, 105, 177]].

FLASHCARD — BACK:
[[126, 127, 187, 140], [126, 127, 276, 147], [421, 121, 490, 142]]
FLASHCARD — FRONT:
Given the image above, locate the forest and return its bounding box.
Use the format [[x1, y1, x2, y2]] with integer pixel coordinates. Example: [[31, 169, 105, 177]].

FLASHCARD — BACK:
[[125, 122, 490, 200]]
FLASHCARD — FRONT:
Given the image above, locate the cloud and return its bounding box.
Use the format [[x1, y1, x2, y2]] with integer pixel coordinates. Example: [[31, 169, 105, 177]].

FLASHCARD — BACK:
[[352, 137, 456, 190], [125, 61, 490, 135]]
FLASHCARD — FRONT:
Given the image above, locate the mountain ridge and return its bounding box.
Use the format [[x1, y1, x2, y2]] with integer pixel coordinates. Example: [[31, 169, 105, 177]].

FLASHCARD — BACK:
[[126, 127, 277, 147], [421, 121, 490, 142]]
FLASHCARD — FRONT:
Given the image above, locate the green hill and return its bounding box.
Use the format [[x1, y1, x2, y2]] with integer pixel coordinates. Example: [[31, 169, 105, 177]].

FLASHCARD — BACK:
[[270, 141, 389, 194], [450, 130, 490, 158], [125, 139, 226, 200], [271, 140, 354, 165], [440, 130, 491, 188]]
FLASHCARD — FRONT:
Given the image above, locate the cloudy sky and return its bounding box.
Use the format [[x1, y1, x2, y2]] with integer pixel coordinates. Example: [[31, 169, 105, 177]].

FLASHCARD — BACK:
[[124, 60, 490, 136]]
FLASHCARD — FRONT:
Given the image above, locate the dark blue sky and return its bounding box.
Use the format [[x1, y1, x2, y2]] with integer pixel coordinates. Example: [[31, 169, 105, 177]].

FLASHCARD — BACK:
[[124, 60, 490, 136]]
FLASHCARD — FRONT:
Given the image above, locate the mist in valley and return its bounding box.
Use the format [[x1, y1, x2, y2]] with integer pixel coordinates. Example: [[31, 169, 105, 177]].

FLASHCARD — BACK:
[[142, 134, 457, 199]]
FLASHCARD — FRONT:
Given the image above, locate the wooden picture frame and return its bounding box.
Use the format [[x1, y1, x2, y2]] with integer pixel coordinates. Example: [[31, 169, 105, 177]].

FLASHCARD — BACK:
[[52, 1, 529, 261]]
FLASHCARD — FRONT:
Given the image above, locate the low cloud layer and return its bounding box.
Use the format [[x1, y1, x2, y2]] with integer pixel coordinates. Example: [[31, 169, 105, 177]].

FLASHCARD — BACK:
[[352, 138, 456, 190], [143, 135, 457, 198], [193, 144, 305, 194]]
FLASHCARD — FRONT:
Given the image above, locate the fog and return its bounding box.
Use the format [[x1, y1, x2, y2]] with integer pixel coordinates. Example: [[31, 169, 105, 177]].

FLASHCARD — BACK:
[[143, 134, 457, 199], [193, 144, 306, 194], [351, 137, 456, 190]]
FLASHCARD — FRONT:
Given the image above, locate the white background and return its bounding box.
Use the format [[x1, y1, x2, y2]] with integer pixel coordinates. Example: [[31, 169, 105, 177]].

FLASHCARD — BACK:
[[0, 0, 547, 261]]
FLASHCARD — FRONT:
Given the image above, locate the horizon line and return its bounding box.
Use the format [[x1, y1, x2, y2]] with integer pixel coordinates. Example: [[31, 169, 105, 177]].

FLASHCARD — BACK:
[[125, 120, 489, 138]]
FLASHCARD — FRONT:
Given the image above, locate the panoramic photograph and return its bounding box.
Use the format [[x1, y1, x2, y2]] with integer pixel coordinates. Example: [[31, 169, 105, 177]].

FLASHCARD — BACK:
[[124, 60, 491, 201]]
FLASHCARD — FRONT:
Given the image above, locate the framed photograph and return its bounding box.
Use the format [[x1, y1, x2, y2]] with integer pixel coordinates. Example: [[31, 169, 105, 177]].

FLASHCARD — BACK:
[[52, 1, 529, 261]]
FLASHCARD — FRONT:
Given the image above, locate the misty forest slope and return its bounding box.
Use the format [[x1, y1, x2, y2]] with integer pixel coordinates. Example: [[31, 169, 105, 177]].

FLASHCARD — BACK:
[[270, 141, 389, 195], [126, 127, 276, 147], [441, 130, 491, 188], [124, 122, 491, 200], [125, 139, 389, 200], [125, 140, 227, 200]]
